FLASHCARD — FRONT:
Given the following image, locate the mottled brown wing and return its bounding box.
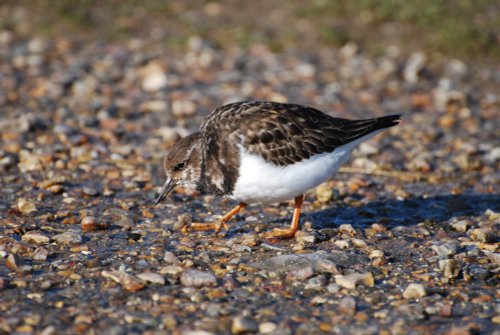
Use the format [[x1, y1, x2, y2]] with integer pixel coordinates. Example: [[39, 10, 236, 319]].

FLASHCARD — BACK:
[[201, 101, 400, 167]]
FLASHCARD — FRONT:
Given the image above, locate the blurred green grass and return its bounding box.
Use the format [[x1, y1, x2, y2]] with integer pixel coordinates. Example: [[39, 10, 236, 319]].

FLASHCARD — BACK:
[[3, 0, 500, 60]]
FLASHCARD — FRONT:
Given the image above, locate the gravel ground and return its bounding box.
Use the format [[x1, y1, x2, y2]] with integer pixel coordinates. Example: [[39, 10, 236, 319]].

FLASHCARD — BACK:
[[1, 10, 499, 335]]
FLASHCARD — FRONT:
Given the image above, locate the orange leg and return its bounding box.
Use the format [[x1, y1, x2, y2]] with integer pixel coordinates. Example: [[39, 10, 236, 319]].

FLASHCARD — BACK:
[[181, 202, 247, 234], [263, 194, 304, 241]]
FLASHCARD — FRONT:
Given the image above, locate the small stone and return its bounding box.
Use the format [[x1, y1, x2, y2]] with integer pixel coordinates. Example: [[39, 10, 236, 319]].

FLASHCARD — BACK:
[[295, 231, 316, 243], [172, 100, 196, 118], [338, 296, 357, 316], [403, 283, 427, 299], [258, 322, 277, 334], [372, 257, 388, 266], [180, 269, 217, 287], [137, 272, 165, 285], [439, 259, 461, 279], [6, 254, 25, 271], [470, 228, 494, 243], [484, 252, 500, 265], [305, 275, 327, 290], [316, 259, 342, 275], [33, 247, 49, 261], [335, 272, 374, 289], [17, 198, 37, 215], [431, 242, 459, 258], [160, 265, 184, 276], [369, 250, 385, 258], [231, 316, 258, 334], [163, 251, 181, 264], [334, 240, 350, 249], [82, 187, 98, 196], [326, 284, 340, 293], [339, 224, 356, 235], [404, 51, 426, 83], [351, 238, 367, 248], [485, 209, 500, 221], [286, 266, 314, 281], [81, 216, 108, 232], [0, 277, 7, 290], [52, 230, 82, 244], [316, 183, 333, 203], [102, 270, 145, 292], [450, 220, 470, 232], [141, 61, 168, 92], [22, 231, 49, 244]]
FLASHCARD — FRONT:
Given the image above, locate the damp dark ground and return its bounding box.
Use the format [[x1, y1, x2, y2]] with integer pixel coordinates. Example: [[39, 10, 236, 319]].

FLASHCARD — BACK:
[[1, 2, 500, 335]]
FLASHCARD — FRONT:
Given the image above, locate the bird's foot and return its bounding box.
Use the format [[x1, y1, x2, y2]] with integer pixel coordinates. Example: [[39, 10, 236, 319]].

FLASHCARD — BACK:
[[180, 221, 229, 235], [262, 227, 298, 242]]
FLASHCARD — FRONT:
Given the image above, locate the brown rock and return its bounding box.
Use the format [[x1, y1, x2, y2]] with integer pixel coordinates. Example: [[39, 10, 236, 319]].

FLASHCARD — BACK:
[[101, 270, 145, 292], [6, 254, 25, 271]]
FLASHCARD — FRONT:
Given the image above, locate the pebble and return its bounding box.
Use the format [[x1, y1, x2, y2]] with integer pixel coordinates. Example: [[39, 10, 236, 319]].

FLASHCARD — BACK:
[[295, 231, 316, 243], [484, 252, 500, 265], [335, 272, 374, 289], [402, 283, 427, 299], [182, 331, 215, 335], [339, 224, 356, 235], [286, 266, 314, 281], [326, 284, 340, 294], [160, 265, 184, 276], [334, 240, 350, 249], [470, 229, 494, 243], [172, 100, 197, 118], [6, 254, 25, 271], [33, 247, 49, 261], [180, 269, 217, 287], [431, 242, 459, 258], [305, 275, 327, 290], [485, 209, 499, 221], [315, 183, 333, 203], [338, 296, 357, 316], [141, 61, 168, 92], [258, 322, 277, 334], [101, 270, 145, 292], [22, 231, 50, 244], [404, 51, 426, 83], [137, 272, 165, 285], [369, 250, 385, 258], [52, 230, 82, 244], [450, 219, 470, 232], [16, 198, 37, 214], [231, 316, 258, 334], [82, 187, 99, 196], [439, 259, 461, 279], [351, 238, 367, 248], [163, 251, 181, 264], [316, 259, 342, 275], [81, 216, 108, 232], [0, 277, 6, 290]]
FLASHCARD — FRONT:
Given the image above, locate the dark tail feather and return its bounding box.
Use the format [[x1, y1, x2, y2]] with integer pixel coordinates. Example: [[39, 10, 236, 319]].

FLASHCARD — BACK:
[[331, 114, 401, 144], [374, 114, 401, 129]]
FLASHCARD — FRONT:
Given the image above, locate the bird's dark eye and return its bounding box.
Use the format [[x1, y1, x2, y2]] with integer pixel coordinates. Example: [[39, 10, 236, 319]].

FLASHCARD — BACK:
[[173, 162, 185, 171]]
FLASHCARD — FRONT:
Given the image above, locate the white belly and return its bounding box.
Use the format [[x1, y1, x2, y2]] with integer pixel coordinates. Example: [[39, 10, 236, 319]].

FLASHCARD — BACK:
[[230, 133, 380, 203]]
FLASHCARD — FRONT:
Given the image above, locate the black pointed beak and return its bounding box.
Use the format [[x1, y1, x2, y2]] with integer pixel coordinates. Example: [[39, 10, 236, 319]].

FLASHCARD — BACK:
[[155, 178, 177, 205]]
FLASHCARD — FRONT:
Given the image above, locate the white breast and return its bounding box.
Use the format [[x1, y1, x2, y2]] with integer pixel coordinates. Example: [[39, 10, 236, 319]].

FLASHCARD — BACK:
[[229, 132, 382, 203]]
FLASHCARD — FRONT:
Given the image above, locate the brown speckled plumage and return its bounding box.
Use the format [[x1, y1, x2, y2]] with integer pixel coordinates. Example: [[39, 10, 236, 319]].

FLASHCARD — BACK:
[[159, 101, 400, 198]]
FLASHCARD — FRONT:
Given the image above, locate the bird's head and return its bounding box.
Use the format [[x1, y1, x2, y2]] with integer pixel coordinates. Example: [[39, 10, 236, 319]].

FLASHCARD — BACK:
[[155, 133, 202, 205]]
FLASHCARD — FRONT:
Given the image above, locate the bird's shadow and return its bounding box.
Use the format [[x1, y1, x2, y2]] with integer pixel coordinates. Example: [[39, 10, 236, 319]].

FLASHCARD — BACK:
[[307, 194, 499, 229]]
